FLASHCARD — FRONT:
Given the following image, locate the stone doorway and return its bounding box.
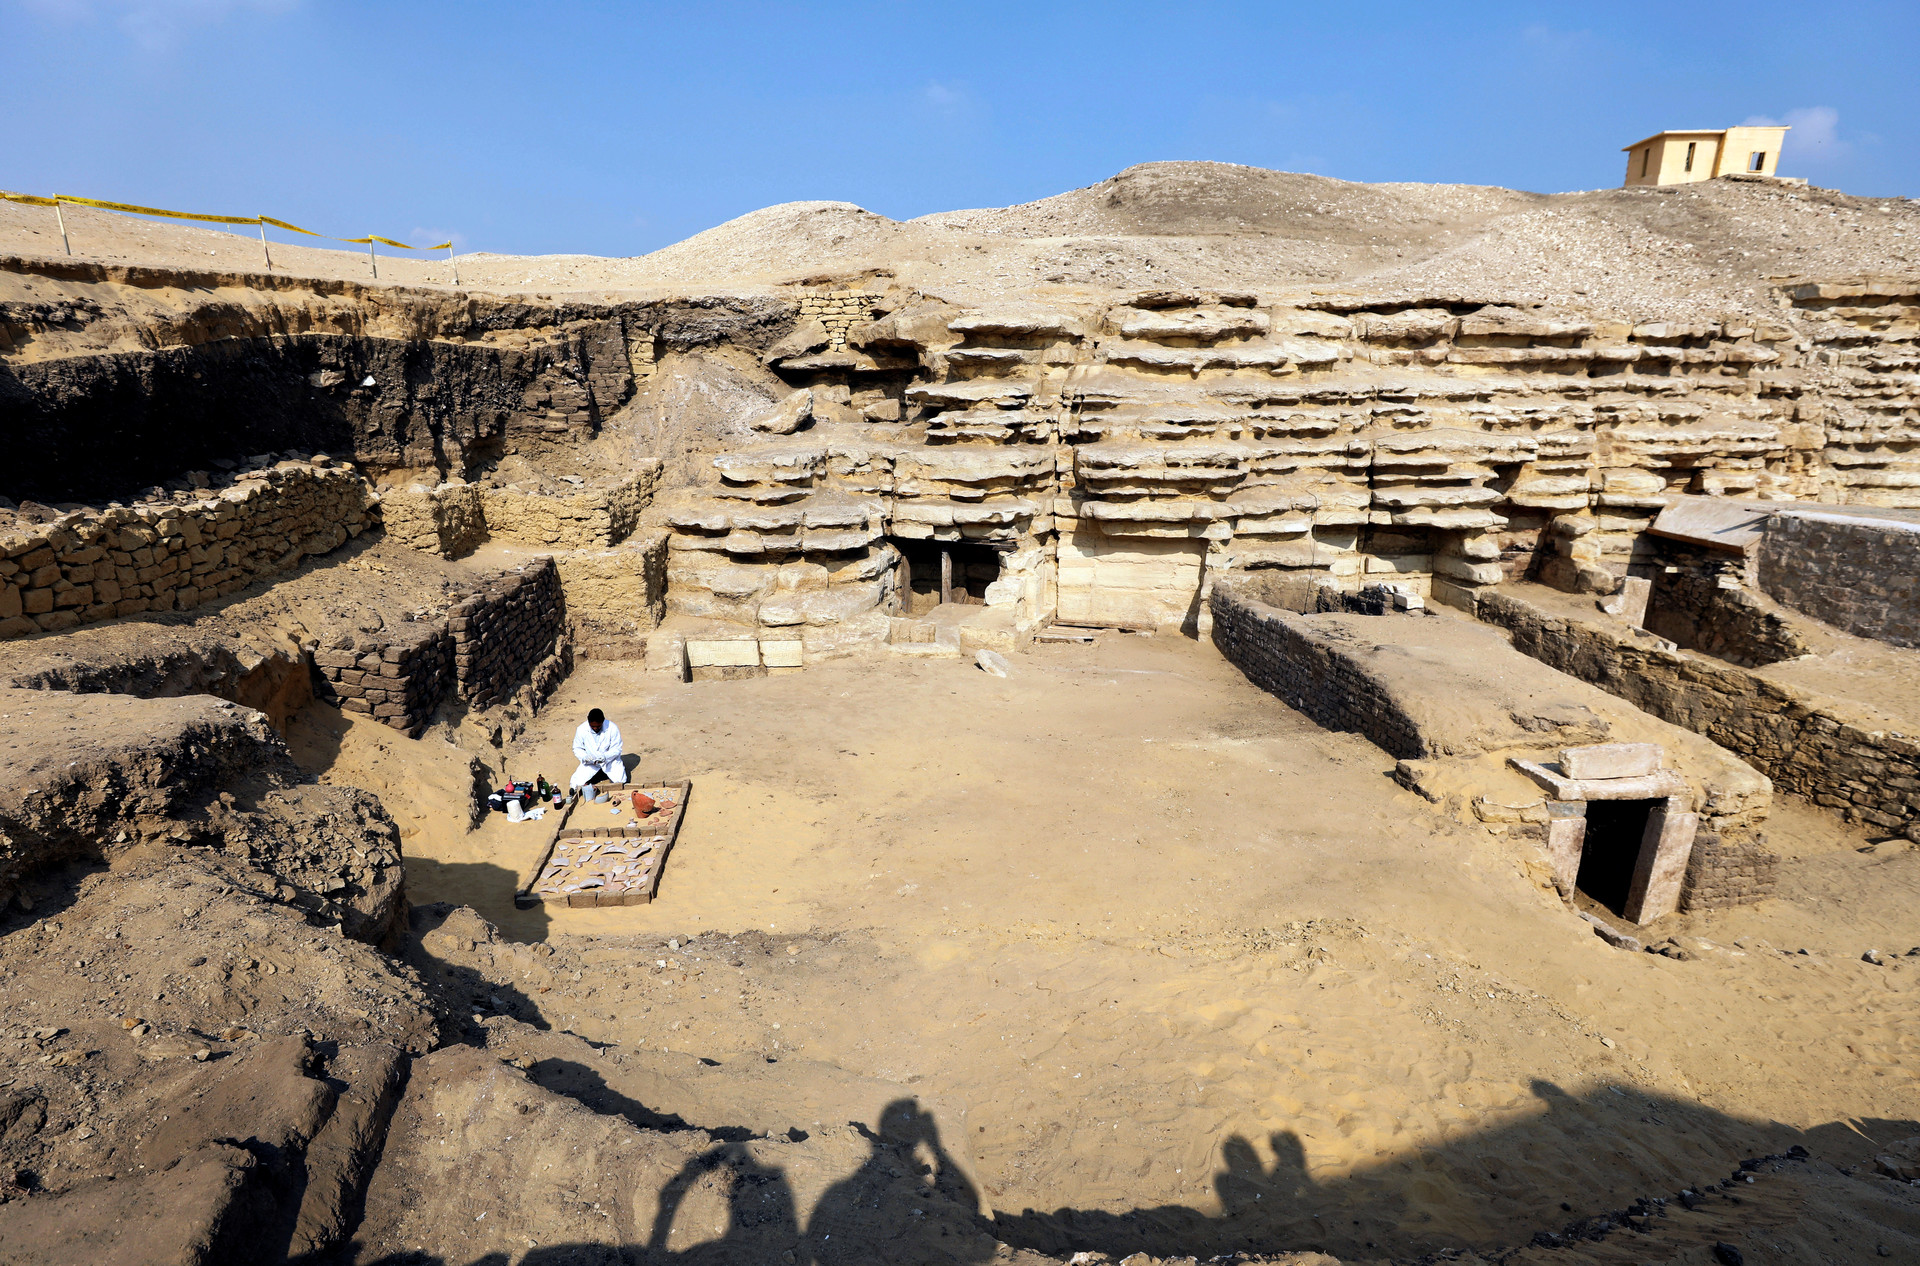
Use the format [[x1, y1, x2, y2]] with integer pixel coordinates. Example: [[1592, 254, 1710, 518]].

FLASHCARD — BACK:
[[1575, 799, 1658, 917], [891, 538, 1001, 616], [1518, 744, 1703, 926]]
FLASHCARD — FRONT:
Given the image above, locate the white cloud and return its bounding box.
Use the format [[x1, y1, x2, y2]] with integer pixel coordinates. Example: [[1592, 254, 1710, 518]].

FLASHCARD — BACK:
[[409, 228, 467, 254], [1519, 23, 1593, 56], [922, 81, 970, 118], [20, 0, 298, 52], [1743, 106, 1848, 163]]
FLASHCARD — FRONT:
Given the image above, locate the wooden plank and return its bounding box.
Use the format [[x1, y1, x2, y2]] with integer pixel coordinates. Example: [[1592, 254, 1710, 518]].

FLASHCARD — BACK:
[[1052, 617, 1157, 633]]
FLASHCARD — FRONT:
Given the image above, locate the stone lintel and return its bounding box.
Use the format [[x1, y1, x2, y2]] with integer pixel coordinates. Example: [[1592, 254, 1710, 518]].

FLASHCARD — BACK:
[[1508, 757, 1690, 807], [1561, 741, 1662, 780]]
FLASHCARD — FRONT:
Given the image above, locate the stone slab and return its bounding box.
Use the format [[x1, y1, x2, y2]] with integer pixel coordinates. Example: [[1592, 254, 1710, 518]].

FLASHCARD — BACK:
[[1648, 496, 1771, 553], [1509, 758, 1689, 806], [685, 640, 760, 668], [1546, 814, 1586, 898], [1600, 575, 1651, 627], [1624, 800, 1699, 925], [1561, 742, 1662, 780], [759, 641, 804, 668]]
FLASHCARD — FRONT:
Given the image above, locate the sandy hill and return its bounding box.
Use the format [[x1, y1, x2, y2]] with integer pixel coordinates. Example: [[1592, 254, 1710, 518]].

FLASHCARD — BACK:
[[3, 160, 1915, 319]]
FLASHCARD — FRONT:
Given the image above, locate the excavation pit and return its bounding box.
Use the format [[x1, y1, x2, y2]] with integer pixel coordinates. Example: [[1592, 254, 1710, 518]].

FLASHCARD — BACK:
[[5, 172, 1920, 1263]]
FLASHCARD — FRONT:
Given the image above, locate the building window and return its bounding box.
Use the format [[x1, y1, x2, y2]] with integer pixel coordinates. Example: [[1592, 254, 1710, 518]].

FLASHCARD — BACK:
[[1641, 148, 1651, 178], [1749, 151, 1766, 172], [1685, 142, 1696, 172]]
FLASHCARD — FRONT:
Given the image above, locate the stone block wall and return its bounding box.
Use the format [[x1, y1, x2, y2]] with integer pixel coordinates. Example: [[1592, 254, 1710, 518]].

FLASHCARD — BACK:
[[449, 557, 570, 710], [797, 291, 882, 351], [481, 464, 660, 551], [0, 462, 373, 640], [312, 622, 452, 736], [1645, 545, 1809, 667], [383, 463, 662, 559], [1758, 512, 1920, 648], [1209, 581, 1425, 758], [1480, 590, 1920, 837], [1679, 831, 1780, 911]]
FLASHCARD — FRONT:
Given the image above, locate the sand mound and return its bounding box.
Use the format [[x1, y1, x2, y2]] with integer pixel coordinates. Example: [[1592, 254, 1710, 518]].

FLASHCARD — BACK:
[[6, 160, 1913, 318]]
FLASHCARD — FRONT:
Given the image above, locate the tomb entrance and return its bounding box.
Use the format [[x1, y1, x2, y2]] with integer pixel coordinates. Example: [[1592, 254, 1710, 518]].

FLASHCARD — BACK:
[[1575, 798, 1658, 917], [891, 538, 1002, 615], [1517, 743, 1704, 926]]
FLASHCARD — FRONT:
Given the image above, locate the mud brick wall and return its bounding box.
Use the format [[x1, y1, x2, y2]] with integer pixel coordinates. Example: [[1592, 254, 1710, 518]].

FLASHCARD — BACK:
[[1679, 831, 1781, 911], [1209, 581, 1425, 759], [1758, 513, 1920, 649], [557, 530, 669, 659], [311, 623, 451, 736], [1645, 546, 1808, 668], [0, 462, 372, 640], [380, 482, 486, 558], [449, 557, 570, 709], [1481, 590, 1920, 838]]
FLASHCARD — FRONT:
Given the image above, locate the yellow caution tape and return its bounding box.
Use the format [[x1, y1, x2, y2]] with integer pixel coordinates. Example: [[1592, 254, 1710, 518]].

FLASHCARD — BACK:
[[54, 194, 261, 226], [3, 190, 454, 252], [343, 235, 454, 251], [259, 215, 326, 238]]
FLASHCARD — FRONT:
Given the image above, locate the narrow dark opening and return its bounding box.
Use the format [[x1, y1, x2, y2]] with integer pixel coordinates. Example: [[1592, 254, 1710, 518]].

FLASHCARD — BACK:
[[890, 538, 1000, 615], [1576, 799, 1654, 916], [1749, 151, 1766, 172], [1684, 141, 1696, 172]]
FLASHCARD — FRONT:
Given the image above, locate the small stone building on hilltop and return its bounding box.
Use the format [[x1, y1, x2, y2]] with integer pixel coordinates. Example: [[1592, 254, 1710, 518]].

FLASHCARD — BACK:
[[1621, 125, 1790, 187]]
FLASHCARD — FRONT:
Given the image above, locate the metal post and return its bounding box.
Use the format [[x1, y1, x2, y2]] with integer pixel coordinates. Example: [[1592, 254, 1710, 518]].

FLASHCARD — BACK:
[[448, 244, 459, 286], [367, 239, 377, 279], [54, 202, 70, 256], [258, 221, 272, 269]]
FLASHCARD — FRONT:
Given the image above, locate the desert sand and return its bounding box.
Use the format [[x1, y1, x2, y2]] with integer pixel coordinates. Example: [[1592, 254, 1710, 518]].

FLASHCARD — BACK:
[[280, 626, 1920, 1260]]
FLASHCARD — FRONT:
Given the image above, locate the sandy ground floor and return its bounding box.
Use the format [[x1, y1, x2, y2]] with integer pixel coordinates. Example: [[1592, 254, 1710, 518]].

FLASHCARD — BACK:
[[290, 634, 1920, 1257]]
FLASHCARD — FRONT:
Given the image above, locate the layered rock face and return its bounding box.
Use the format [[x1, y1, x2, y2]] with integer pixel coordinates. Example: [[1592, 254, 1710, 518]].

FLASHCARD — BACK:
[[657, 277, 1920, 650], [0, 257, 788, 503]]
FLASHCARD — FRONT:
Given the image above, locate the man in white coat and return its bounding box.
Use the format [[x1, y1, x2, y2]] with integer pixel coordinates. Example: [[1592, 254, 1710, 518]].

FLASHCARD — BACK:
[[570, 708, 627, 791]]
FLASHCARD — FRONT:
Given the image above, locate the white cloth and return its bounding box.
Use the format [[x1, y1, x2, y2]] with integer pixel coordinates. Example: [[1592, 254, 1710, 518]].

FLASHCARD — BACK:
[[570, 719, 625, 789]]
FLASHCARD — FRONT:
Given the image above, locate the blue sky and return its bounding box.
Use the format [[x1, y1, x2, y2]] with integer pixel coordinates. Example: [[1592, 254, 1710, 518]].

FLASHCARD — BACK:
[[4, 1, 1914, 258]]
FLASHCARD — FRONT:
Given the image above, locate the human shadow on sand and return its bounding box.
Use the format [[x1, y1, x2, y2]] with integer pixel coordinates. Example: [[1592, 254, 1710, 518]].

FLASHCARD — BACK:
[[349, 1081, 1920, 1265]]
